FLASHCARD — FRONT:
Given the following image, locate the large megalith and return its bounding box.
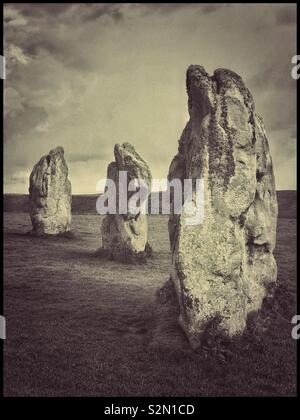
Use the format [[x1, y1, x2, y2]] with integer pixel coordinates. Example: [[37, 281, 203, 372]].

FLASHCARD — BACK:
[[100, 142, 152, 263], [29, 146, 72, 235], [168, 65, 278, 348]]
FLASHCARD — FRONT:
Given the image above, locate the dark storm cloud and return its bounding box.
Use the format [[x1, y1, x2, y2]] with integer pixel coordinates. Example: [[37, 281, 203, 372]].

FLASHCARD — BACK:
[[80, 4, 124, 22], [10, 3, 229, 20], [4, 15, 14, 24], [11, 33, 65, 59], [3, 3, 297, 192], [2, 2, 230, 63], [276, 6, 297, 26], [6, 3, 72, 18], [4, 4, 127, 71], [4, 13, 83, 70], [143, 3, 230, 15], [10, 3, 125, 23]]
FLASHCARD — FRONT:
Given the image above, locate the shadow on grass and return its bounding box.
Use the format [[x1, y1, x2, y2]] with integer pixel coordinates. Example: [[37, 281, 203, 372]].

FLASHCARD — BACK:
[[26, 230, 76, 239], [151, 278, 296, 371]]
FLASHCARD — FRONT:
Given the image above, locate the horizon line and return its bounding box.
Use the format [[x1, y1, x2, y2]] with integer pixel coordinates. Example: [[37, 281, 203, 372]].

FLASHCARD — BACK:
[[2, 189, 297, 196]]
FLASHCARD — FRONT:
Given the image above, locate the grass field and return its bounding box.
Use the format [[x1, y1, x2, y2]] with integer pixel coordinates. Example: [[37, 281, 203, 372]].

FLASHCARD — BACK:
[[3, 194, 297, 396]]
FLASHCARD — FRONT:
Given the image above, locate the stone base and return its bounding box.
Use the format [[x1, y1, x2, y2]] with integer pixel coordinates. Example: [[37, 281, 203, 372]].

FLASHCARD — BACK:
[[95, 242, 153, 264], [156, 279, 279, 352]]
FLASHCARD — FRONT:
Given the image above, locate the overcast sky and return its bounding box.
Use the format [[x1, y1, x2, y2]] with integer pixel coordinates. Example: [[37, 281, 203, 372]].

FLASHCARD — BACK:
[[4, 3, 297, 193]]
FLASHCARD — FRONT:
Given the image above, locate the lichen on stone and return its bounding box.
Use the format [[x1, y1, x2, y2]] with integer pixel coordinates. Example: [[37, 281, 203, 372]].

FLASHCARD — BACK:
[[167, 64, 278, 349]]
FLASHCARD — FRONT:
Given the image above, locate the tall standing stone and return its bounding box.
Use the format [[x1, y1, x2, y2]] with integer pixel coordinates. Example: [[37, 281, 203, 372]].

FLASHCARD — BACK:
[[168, 65, 278, 348], [29, 146, 72, 235], [101, 142, 152, 262]]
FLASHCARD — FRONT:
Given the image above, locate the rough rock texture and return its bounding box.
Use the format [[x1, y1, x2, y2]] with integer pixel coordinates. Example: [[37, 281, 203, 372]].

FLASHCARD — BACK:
[[29, 146, 72, 235], [168, 65, 278, 348], [101, 142, 152, 263]]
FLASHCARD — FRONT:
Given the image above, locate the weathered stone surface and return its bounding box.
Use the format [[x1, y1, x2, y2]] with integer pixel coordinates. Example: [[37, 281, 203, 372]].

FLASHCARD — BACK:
[[168, 65, 278, 348], [101, 142, 152, 262], [29, 146, 72, 235]]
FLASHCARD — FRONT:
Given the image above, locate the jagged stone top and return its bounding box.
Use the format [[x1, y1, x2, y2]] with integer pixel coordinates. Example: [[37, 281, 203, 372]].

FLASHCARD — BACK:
[[48, 146, 65, 157], [186, 64, 254, 118], [31, 146, 66, 169], [29, 145, 70, 197], [113, 142, 152, 186], [173, 65, 261, 192], [43, 146, 66, 166]]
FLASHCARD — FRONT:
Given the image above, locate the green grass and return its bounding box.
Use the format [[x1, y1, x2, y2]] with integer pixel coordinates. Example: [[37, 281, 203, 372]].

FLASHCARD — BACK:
[[3, 213, 297, 396]]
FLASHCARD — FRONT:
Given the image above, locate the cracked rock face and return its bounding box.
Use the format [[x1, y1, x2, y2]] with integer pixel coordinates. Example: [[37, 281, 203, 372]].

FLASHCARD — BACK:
[[29, 146, 72, 235], [101, 142, 152, 262], [168, 65, 278, 348]]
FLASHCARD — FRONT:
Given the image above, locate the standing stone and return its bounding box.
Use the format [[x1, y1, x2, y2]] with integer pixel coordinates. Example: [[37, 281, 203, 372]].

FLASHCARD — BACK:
[[29, 146, 72, 235], [168, 65, 278, 348], [101, 142, 152, 262]]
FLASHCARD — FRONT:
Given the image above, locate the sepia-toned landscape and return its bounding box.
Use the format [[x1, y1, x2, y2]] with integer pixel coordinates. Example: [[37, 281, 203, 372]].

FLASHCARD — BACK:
[[3, 3, 297, 399], [3, 192, 296, 396]]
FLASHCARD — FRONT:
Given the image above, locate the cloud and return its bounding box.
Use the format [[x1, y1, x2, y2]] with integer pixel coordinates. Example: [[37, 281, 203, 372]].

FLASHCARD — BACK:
[[3, 3, 297, 192], [8, 3, 73, 18], [4, 86, 24, 116], [9, 3, 125, 24], [4, 98, 48, 145], [249, 64, 295, 92], [142, 3, 229, 15], [3, 6, 27, 26], [276, 6, 297, 26], [79, 4, 124, 22], [9, 3, 229, 22], [248, 59, 296, 133]]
